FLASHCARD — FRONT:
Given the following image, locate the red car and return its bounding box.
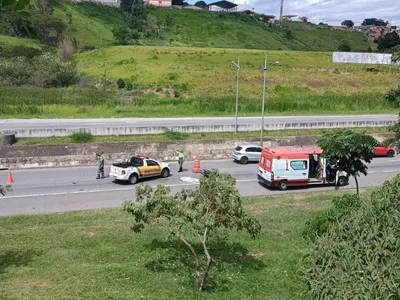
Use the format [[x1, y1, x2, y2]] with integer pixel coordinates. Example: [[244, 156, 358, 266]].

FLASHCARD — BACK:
[[374, 145, 395, 157]]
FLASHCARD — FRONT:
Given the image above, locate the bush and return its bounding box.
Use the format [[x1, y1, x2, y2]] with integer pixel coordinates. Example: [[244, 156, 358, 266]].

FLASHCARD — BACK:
[[0, 46, 42, 59], [302, 194, 361, 241], [303, 175, 400, 299], [70, 131, 94, 143], [117, 78, 126, 89], [163, 128, 188, 140], [126, 82, 133, 91], [338, 40, 351, 52], [385, 86, 400, 108], [0, 53, 79, 87]]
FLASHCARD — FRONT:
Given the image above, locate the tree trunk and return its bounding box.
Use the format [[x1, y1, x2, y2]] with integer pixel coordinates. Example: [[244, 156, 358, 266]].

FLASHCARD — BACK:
[[354, 176, 359, 195], [1, 134, 16, 146]]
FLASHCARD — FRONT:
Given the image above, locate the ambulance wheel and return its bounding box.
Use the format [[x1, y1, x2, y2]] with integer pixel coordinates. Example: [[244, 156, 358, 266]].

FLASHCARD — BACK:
[[278, 181, 288, 191], [129, 174, 138, 185], [161, 168, 169, 178], [337, 176, 348, 186], [240, 156, 248, 164]]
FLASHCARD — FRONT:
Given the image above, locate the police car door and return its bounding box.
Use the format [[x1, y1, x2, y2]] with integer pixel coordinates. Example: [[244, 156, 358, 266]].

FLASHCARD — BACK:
[[145, 159, 162, 177]]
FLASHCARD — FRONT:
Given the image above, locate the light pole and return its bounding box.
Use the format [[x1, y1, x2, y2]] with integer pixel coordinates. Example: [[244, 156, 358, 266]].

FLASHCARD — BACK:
[[260, 56, 279, 147], [232, 57, 240, 133]]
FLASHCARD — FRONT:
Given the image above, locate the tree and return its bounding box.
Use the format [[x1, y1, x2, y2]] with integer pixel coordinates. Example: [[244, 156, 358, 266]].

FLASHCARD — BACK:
[[120, 0, 143, 13], [341, 20, 354, 28], [123, 169, 261, 292], [0, 0, 31, 18], [112, 26, 129, 45], [0, 185, 11, 196], [361, 18, 388, 26], [376, 31, 400, 51], [316, 130, 376, 195], [337, 40, 351, 52], [30, 14, 66, 44], [172, 0, 183, 5], [194, 0, 206, 8], [384, 113, 400, 154]]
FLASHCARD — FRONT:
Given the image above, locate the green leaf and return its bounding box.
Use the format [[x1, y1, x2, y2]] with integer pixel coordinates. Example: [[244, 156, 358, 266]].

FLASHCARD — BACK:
[[14, 0, 30, 10], [1, 0, 15, 7]]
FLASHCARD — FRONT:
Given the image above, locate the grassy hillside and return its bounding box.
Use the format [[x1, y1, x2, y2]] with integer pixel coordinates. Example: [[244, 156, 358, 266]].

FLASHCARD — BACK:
[[150, 7, 370, 51], [52, 1, 125, 47], [0, 34, 42, 49], [76, 46, 398, 98], [47, 2, 370, 51]]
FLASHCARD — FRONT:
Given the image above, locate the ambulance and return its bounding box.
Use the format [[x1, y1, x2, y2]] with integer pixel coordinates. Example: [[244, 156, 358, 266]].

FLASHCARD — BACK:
[[257, 146, 349, 191]]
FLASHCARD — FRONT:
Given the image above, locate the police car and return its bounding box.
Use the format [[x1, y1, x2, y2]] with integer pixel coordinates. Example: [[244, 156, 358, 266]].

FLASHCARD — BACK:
[[109, 156, 171, 184]]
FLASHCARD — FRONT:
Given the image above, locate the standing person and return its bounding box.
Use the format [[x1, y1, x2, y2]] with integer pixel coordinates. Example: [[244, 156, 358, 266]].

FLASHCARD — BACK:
[[176, 150, 185, 172], [96, 151, 105, 179]]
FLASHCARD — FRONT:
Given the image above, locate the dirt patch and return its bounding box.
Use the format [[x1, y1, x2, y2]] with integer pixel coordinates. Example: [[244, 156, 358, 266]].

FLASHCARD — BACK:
[[250, 252, 265, 258]]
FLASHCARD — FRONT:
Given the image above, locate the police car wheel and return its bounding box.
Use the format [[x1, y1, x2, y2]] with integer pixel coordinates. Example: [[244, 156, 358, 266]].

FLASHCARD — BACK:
[[129, 174, 138, 185], [278, 181, 288, 191], [161, 168, 169, 178]]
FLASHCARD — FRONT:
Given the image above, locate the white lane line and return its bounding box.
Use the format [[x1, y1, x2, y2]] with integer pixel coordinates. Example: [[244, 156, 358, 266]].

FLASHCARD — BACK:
[[0, 178, 259, 200], [369, 170, 399, 174]]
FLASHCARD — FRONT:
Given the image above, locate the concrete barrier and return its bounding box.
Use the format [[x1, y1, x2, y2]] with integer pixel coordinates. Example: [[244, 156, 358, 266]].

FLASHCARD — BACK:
[[0, 136, 320, 169], [2, 120, 396, 138], [0, 133, 391, 169]]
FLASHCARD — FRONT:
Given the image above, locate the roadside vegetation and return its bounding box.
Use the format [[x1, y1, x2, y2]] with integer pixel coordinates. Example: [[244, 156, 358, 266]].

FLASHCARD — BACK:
[[14, 127, 391, 146], [0, 190, 357, 299], [1, 1, 397, 119]]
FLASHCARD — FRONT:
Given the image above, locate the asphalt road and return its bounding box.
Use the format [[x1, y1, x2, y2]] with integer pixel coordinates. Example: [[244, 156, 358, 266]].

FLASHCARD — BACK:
[[0, 157, 399, 216], [0, 115, 397, 131]]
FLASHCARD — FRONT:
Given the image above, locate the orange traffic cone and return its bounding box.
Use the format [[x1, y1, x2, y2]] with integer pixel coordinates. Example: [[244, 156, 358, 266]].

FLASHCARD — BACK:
[[7, 171, 14, 185], [192, 156, 201, 173]]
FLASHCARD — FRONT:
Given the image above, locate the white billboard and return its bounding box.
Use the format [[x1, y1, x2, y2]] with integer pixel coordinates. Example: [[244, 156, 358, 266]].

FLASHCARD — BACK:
[[332, 52, 393, 65]]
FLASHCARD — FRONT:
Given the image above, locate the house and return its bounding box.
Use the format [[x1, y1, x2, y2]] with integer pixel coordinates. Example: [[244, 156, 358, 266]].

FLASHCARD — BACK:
[[282, 14, 297, 21], [207, 0, 238, 13], [145, 0, 171, 7]]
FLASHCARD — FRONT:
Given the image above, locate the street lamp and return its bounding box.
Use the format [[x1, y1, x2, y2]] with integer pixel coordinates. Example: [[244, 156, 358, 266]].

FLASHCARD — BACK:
[[232, 57, 240, 133], [260, 56, 279, 147]]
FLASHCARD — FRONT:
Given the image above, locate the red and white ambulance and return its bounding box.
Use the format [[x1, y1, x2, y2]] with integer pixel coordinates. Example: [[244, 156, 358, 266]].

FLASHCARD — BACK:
[[257, 146, 349, 191]]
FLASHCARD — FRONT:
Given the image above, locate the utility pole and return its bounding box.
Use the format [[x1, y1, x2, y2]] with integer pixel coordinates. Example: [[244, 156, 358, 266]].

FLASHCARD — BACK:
[[232, 57, 240, 133], [279, 0, 284, 27], [260, 57, 279, 147], [260, 55, 267, 147]]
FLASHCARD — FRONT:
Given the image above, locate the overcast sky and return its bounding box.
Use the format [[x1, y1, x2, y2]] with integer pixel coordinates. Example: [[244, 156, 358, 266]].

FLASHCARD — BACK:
[[196, 0, 400, 26]]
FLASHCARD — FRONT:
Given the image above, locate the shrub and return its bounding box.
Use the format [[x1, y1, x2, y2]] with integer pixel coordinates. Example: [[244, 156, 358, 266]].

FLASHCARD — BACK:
[[70, 131, 94, 143], [302, 194, 361, 241], [163, 128, 188, 140], [385, 85, 400, 108], [126, 82, 133, 91], [338, 40, 351, 52], [117, 78, 126, 89], [59, 39, 77, 60], [0, 53, 79, 87], [303, 174, 400, 299]]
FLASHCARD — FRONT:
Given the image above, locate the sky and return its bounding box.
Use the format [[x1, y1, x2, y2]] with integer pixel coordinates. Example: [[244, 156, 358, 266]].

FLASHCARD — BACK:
[[194, 0, 400, 26]]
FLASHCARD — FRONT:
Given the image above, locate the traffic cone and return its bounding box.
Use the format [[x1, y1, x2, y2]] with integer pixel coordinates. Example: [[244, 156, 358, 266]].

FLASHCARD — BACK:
[[192, 156, 201, 173], [7, 171, 14, 185]]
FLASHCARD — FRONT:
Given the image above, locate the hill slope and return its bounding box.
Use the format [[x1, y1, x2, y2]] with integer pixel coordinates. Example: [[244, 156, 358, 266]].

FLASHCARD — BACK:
[[47, 2, 369, 51]]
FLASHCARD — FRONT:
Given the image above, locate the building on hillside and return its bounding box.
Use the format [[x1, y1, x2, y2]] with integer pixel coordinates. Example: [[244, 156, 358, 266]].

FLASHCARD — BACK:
[[145, 0, 171, 7], [207, 0, 238, 13], [282, 14, 297, 21]]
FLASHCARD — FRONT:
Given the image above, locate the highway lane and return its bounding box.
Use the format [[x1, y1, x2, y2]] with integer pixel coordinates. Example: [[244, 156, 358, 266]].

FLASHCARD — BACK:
[[0, 115, 397, 130], [0, 157, 399, 216]]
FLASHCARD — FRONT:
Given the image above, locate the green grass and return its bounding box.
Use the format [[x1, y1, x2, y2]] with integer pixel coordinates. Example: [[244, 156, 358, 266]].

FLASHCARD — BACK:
[[15, 127, 391, 146], [0, 34, 42, 49], [0, 190, 361, 299], [150, 7, 370, 51], [52, 1, 125, 47]]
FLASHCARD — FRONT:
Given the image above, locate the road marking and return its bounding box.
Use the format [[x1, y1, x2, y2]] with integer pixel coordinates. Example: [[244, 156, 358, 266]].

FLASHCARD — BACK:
[[0, 178, 259, 200]]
